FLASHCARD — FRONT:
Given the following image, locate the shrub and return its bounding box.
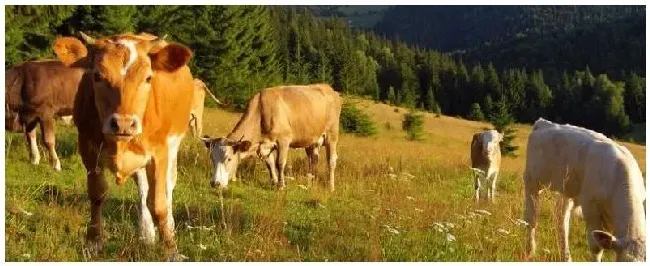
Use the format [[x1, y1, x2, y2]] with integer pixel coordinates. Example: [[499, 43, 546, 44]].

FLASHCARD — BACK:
[[402, 110, 425, 141], [340, 101, 377, 137], [468, 102, 485, 121]]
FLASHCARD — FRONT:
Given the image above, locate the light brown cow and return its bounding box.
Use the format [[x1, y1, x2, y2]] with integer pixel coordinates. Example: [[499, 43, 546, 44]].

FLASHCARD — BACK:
[[201, 84, 341, 191], [470, 129, 503, 203], [52, 32, 194, 260], [5, 60, 85, 170], [188, 79, 206, 137]]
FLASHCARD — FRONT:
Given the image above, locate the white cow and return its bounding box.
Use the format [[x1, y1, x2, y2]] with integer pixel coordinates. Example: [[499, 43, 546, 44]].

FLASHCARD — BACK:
[[523, 118, 645, 262], [470, 129, 503, 203]]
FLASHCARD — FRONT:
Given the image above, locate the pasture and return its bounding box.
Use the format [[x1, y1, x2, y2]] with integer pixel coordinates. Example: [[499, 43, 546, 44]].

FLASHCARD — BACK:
[[4, 97, 646, 261]]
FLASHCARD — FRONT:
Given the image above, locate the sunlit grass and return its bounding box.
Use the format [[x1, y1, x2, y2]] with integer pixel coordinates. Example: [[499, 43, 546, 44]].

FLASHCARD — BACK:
[[5, 96, 645, 261]]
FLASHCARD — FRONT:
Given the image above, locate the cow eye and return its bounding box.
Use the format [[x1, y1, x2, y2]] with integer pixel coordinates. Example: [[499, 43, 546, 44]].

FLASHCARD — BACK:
[[145, 75, 152, 84], [227, 157, 232, 162]]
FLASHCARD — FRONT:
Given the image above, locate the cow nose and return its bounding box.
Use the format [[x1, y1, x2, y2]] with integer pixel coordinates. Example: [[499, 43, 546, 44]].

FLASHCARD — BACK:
[[210, 180, 220, 188], [106, 114, 140, 136]]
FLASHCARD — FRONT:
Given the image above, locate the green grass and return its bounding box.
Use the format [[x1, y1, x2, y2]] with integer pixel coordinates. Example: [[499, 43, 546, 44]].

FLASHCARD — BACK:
[[5, 98, 645, 261]]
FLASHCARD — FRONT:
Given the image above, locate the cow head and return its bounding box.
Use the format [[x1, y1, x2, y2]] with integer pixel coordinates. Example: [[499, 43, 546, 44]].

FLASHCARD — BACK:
[[52, 32, 192, 142], [592, 230, 646, 262], [481, 130, 503, 157], [201, 136, 254, 189]]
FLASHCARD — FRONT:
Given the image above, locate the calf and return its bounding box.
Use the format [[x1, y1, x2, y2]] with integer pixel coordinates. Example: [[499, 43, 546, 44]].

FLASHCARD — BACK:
[[470, 130, 503, 203], [523, 118, 645, 262]]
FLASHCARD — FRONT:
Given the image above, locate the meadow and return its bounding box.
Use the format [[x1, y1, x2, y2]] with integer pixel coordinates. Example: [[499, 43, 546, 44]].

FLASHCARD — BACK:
[[4, 97, 646, 262]]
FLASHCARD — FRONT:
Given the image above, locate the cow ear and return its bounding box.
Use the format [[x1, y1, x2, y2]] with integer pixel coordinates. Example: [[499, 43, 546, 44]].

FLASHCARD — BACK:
[[200, 135, 211, 149], [236, 141, 253, 153], [149, 43, 192, 72], [53, 36, 90, 68], [592, 230, 619, 250]]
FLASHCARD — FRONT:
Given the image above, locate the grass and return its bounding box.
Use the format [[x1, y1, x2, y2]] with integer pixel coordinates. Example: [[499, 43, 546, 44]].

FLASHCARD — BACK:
[[5, 97, 646, 262]]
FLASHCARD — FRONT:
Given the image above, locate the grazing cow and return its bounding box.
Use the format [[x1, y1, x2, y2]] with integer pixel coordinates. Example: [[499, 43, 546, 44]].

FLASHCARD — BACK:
[[5, 60, 85, 170], [470, 129, 503, 203], [52, 32, 194, 260], [523, 118, 646, 262], [201, 84, 341, 191]]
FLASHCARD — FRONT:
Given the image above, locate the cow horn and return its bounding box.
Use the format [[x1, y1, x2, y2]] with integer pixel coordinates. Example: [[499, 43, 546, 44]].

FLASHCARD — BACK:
[[79, 31, 96, 45]]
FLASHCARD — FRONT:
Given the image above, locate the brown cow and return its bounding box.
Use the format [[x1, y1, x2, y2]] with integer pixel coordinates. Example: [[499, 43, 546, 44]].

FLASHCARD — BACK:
[[52, 32, 194, 260], [5, 60, 85, 170], [201, 84, 341, 191]]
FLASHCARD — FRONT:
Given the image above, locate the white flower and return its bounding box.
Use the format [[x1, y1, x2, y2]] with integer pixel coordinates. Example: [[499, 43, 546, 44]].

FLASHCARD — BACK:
[[388, 173, 397, 179], [414, 208, 424, 213], [22, 253, 31, 258], [406, 196, 415, 200], [383, 225, 400, 235], [497, 228, 510, 235], [297, 184, 308, 190], [432, 222, 447, 233], [199, 244, 207, 250], [445, 233, 456, 242], [514, 219, 529, 226], [444, 222, 455, 229]]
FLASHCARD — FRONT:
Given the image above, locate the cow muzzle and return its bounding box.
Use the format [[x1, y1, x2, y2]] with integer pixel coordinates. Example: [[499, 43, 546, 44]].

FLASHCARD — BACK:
[[103, 113, 142, 141]]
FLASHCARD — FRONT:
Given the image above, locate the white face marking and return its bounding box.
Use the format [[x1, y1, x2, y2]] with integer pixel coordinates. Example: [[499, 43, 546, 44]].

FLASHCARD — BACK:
[[208, 143, 236, 188], [116, 40, 137, 76]]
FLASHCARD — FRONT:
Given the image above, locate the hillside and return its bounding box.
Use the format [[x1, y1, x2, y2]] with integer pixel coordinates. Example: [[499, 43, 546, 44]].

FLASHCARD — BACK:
[[5, 97, 645, 261], [373, 6, 645, 77]]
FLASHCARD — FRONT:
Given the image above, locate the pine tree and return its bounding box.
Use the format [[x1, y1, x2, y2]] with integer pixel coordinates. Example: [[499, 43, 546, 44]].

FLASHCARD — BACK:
[[468, 103, 485, 121], [489, 101, 518, 157]]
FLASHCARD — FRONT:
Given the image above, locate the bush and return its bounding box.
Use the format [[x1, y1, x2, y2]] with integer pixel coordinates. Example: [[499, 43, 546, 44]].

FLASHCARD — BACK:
[[402, 110, 425, 141], [340, 101, 377, 137], [468, 102, 485, 121]]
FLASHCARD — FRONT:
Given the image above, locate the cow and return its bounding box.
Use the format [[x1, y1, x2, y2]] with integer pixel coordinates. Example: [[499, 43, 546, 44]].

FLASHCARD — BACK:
[[523, 118, 645, 262], [52, 32, 194, 260], [5, 60, 85, 170], [201, 84, 341, 191], [470, 129, 503, 203], [188, 79, 206, 137]]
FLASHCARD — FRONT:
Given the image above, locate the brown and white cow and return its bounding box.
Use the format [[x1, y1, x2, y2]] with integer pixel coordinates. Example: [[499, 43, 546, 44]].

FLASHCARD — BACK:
[[5, 60, 85, 170], [201, 84, 341, 191], [52, 32, 194, 260], [470, 129, 503, 203]]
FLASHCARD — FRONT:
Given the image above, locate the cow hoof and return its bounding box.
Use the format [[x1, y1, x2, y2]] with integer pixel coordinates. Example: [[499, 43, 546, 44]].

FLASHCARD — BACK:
[[54, 161, 62, 171], [30, 158, 40, 165]]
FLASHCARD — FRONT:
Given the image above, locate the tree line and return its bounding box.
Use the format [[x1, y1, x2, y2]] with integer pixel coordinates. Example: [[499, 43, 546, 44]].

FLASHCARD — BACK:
[[5, 6, 645, 140]]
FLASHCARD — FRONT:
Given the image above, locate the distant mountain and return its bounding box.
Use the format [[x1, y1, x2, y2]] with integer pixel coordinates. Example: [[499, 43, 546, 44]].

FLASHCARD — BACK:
[[299, 6, 391, 28], [372, 5, 645, 78]]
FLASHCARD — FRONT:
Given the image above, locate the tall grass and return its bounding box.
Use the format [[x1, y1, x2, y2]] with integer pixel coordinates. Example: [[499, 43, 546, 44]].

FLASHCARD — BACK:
[[4, 97, 646, 261]]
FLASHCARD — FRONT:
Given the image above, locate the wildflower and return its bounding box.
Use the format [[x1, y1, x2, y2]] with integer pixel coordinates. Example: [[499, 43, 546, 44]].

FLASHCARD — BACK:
[[514, 219, 529, 226], [414, 208, 424, 212], [474, 209, 492, 216], [199, 244, 207, 250], [497, 228, 510, 235], [444, 222, 455, 229], [382, 224, 400, 235], [297, 184, 308, 190], [432, 222, 447, 233], [406, 196, 415, 200], [445, 233, 456, 242]]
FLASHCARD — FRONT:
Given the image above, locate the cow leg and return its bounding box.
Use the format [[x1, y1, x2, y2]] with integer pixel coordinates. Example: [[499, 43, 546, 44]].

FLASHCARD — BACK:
[[276, 140, 290, 190], [489, 171, 499, 203], [264, 150, 279, 186], [325, 136, 338, 192], [24, 121, 40, 165], [581, 203, 605, 262], [524, 186, 541, 260], [554, 194, 574, 262], [147, 156, 178, 260], [134, 168, 156, 244], [166, 156, 178, 231], [40, 117, 61, 171], [79, 136, 107, 255], [305, 146, 319, 179]]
